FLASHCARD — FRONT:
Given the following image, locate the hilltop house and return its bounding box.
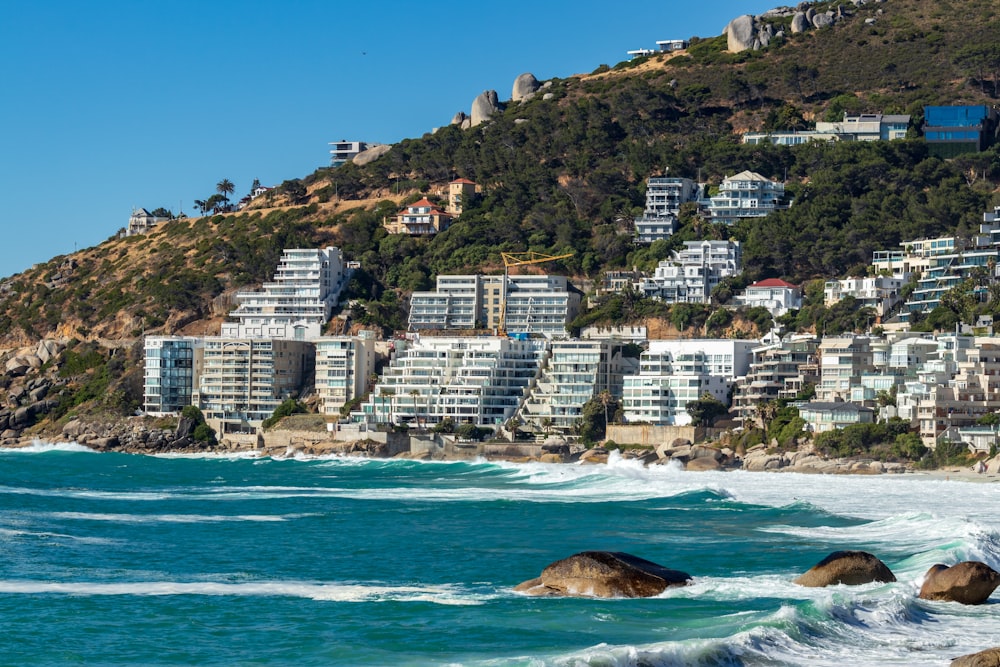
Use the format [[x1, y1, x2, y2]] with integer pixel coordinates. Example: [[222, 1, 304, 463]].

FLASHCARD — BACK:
[[126, 208, 169, 236], [707, 171, 788, 225], [735, 278, 802, 317], [384, 198, 453, 235]]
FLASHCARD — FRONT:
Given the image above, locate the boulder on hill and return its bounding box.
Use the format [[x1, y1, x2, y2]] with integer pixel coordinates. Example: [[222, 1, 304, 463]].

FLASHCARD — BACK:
[[794, 550, 896, 587], [919, 562, 1000, 604], [471, 90, 501, 127], [450, 111, 468, 126], [514, 551, 691, 598], [725, 15, 757, 52], [952, 647, 1000, 667], [791, 11, 810, 32], [352, 144, 391, 166], [512, 73, 540, 102]]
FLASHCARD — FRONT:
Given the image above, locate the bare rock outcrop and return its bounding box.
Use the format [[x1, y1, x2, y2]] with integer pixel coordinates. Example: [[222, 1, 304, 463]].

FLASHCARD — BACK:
[[514, 551, 691, 598], [791, 11, 810, 32], [511, 73, 540, 102], [471, 90, 501, 127], [794, 551, 896, 587], [919, 562, 1000, 605], [725, 15, 758, 52], [352, 144, 391, 166], [952, 648, 1000, 667], [450, 111, 468, 126]]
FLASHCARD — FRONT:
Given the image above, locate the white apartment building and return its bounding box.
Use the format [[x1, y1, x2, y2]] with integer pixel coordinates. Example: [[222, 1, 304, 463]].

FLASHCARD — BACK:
[[814, 113, 910, 141], [195, 338, 313, 435], [329, 140, 367, 167], [708, 171, 788, 225], [641, 240, 742, 304], [622, 339, 755, 425], [408, 274, 580, 337], [517, 339, 639, 432], [313, 333, 377, 416], [143, 336, 203, 416], [222, 247, 347, 340], [823, 276, 905, 318], [634, 176, 701, 243], [816, 336, 875, 403], [733, 335, 819, 423], [354, 336, 546, 428]]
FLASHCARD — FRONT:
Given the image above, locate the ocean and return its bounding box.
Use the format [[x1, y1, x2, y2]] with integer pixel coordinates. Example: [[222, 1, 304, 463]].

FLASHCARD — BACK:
[[1, 443, 998, 666]]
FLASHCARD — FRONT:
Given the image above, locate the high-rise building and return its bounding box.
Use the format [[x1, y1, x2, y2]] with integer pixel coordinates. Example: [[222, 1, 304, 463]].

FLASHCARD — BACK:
[[640, 240, 742, 304], [634, 177, 701, 243], [313, 333, 377, 416], [143, 336, 203, 416]]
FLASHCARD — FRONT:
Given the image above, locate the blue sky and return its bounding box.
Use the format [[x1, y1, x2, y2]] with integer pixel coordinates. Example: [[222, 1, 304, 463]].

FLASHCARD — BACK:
[[0, 1, 777, 279]]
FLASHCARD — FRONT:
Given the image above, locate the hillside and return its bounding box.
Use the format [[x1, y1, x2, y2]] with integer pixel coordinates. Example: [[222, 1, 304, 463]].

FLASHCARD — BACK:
[[2, 0, 1000, 351]]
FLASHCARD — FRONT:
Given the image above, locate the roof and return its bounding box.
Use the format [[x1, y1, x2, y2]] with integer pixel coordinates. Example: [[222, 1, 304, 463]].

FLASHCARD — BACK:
[[750, 278, 798, 289], [404, 198, 449, 215], [724, 170, 772, 183], [450, 178, 476, 185]]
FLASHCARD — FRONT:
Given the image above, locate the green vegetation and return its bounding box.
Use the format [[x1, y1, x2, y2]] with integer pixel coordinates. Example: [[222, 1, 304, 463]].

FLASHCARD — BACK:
[[262, 399, 308, 430], [181, 405, 217, 444]]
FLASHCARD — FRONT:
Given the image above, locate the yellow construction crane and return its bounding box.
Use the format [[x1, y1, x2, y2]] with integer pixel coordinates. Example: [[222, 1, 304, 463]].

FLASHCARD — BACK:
[[497, 251, 574, 336]]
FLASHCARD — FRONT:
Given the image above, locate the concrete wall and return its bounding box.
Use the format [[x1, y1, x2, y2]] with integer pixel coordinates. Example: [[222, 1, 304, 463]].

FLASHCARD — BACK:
[[606, 424, 707, 447]]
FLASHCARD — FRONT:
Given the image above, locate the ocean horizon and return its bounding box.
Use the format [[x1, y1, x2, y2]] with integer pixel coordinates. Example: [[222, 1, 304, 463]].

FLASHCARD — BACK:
[[1, 443, 998, 666]]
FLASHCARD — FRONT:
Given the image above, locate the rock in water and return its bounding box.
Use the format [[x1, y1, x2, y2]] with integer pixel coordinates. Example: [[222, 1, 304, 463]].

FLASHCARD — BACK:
[[726, 15, 757, 52], [471, 90, 500, 127], [514, 551, 691, 598], [794, 550, 896, 587], [952, 648, 1000, 667], [919, 562, 1000, 604], [511, 73, 540, 102]]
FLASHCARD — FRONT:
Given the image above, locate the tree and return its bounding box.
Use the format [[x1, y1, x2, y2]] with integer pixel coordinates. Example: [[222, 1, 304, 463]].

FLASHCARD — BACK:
[[686, 392, 728, 427], [193, 199, 208, 216], [216, 179, 235, 205]]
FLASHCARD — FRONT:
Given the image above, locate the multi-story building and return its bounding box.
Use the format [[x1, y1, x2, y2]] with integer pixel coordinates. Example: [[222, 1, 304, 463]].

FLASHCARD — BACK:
[[733, 335, 819, 422], [447, 178, 477, 216], [517, 339, 639, 432], [799, 401, 875, 433], [816, 336, 875, 403], [707, 171, 788, 225], [634, 176, 701, 243], [823, 276, 905, 318], [408, 274, 580, 337], [126, 208, 169, 236], [222, 247, 347, 341], [313, 332, 377, 416], [735, 278, 802, 316], [354, 336, 546, 429], [743, 113, 910, 146], [924, 105, 997, 158], [384, 198, 453, 235], [143, 336, 203, 416], [329, 140, 367, 167], [641, 240, 742, 304], [195, 338, 313, 435], [915, 338, 1000, 446], [622, 339, 755, 425]]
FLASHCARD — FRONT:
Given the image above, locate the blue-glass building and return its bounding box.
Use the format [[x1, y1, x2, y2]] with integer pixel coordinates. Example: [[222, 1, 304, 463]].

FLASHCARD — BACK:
[[924, 105, 996, 157]]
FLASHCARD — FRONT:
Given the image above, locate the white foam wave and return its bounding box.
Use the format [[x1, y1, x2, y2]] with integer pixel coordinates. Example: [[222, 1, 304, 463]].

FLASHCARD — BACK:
[[0, 579, 488, 604], [0, 527, 117, 545], [0, 440, 95, 454]]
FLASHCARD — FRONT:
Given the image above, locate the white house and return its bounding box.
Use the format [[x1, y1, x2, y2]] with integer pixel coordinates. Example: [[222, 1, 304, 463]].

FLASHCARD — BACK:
[[708, 171, 788, 225], [735, 278, 802, 316]]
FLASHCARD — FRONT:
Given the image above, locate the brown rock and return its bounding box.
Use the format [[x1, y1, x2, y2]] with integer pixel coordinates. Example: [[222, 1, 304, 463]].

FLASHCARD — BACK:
[[952, 647, 1000, 666], [514, 551, 691, 598], [686, 457, 721, 471], [794, 550, 896, 587], [919, 562, 1000, 605]]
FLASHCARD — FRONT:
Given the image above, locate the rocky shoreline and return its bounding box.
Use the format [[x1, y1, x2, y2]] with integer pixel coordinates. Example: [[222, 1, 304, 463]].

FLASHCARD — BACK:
[[11, 415, 1000, 482]]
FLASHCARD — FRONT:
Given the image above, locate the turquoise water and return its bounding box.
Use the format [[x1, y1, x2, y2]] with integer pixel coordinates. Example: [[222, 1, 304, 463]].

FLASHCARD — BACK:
[[2, 444, 999, 666]]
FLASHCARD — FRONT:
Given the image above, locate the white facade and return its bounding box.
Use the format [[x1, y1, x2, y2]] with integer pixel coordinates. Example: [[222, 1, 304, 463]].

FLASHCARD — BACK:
[[816, 336, 875, 403], [143, 336, 203, 416], [814, 113, 910, 141], [518, 339, 638, 432], [313, 333, 377, 416], [408, 274, 579, 337], [634, 177, 700, 243], [735, 279, 802, 316], [622, 339, 755, 425], [222, 247, 347, 340], [329, 140, 367, 167], [641, 240, 742, 304], [127, 208, 168, 236], [708, 171, 787, 225], [354, 336, 547, 428], [824, 276, 904, 318]]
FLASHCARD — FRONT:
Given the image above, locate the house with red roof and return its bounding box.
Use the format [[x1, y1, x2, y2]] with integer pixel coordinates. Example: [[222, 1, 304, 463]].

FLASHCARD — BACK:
[[735, 278, 802, 317], [384, 198, 453, 235]]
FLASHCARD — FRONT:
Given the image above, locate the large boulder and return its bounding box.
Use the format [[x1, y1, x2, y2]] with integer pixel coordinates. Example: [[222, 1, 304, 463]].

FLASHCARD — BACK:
[[794, 551, 896, 587], [471, 90, 501, 127], [351, 144, 391, 166], [5, 356, 31, 376], [726, 15, 758, 52], [514, 551, 691, 598], [450, 111, 468, 126], [36, 339, 65, 364], [511, 73, 540, 102], [919, 562, 1000, 605], [952, 648, 1000, 667], [686, 456, 721, 471], [790, 11, 810, 33]]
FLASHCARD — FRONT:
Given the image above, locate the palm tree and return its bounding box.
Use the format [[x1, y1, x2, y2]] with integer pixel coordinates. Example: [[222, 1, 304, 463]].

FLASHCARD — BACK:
[[193, 199, 207, 216], [597, 390, 614, 430], [216, 179, 235, 206]]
